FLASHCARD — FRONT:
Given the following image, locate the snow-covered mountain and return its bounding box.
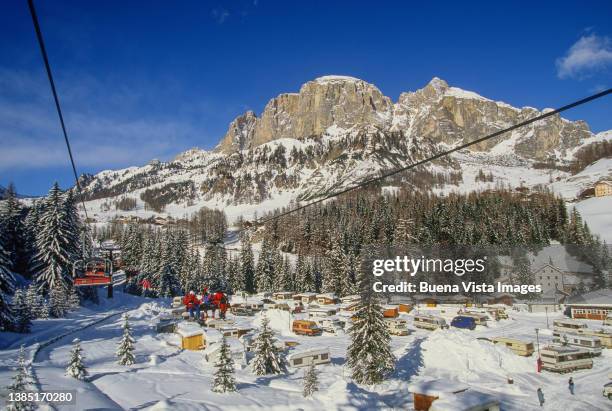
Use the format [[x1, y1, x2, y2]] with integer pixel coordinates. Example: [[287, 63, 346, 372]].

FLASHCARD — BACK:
[[78, 76, 611, 223]]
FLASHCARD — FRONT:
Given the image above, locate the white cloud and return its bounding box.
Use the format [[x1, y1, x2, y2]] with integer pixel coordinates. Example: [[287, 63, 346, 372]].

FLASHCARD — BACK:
[[556, 34, 612, 79]]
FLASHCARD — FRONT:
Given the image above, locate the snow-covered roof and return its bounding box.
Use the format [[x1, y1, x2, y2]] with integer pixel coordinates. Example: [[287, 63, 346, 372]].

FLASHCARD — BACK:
[[430, 389, 500, 411], [175, 322, 203, 338], [407, 379, 469, 396], [316, 293, 337, 299], [295, 292, 317, 297], [287, 347, 330, 361], [203, 339, 244, 357], [340, 294, 360, 301], [542, 345, 589, 354], [595, 180, 612, 187], [565, 288, 612, 306]]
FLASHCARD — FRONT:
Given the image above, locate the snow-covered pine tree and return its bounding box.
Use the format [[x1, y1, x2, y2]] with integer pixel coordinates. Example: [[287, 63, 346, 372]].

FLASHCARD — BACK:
[[157, 264, 180, 298], [32, 183, 75, 295], [322, 240, 345, 296], [302, 363, 318, 397], [255, 237, 275, 292], [66, 338, 88, 380], [24, 283, 41, 320], [12, 289, 31, 333], [0, 184, 28, 276], [342, 251, 359, 296], [116, 315, 136, 365], [251, 315, 285, 375], [346, 249, 395, 385], [62, 190, 82, 261], [211, 336, 236, 393], [23, 200, 43, 276], [6, 345, 34, 411], [68, 286, 80, 311], [49, 283, 69, 318], [38, 299, 50, 319], [240, 234, 256, 293], [0, 237, 16, 331]]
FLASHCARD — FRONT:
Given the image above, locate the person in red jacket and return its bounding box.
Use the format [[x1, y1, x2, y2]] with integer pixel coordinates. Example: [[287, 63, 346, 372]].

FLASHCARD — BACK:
[[182, 291, 201, 320], [218, 293, 230, 319], [139, 278, 151, 298]]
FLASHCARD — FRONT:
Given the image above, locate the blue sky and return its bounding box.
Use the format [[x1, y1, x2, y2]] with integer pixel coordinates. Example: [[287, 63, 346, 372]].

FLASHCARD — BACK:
[[1, 0, 611, 196]]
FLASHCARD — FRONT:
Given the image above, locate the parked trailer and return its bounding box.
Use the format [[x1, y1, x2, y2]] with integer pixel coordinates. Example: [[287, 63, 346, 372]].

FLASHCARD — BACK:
[[578, 329, 612, 349], [491, 337, 534, 356], [604, 314, 612, 327], [385, 318, 410, 336], [553, 319, 588, 333], [552, 332, 602, 356], [540, 345, 593, 373], [413, 314, 447, 331], [287, 347, 331, 368]]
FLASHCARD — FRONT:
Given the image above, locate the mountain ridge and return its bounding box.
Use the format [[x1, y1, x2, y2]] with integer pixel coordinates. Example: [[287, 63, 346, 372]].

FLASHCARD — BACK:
[[74, 76, 611, 224]]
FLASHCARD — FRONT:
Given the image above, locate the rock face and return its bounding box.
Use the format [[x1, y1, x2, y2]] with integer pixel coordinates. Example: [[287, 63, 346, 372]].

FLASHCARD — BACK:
[[78, 75, 609, 218], [217, 76, 592, 162], [217, 76, 393, 152]]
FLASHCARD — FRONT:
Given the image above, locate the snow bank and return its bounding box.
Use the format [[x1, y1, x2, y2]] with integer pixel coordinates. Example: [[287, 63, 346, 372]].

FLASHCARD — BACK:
[[421, 329, 533, 380]]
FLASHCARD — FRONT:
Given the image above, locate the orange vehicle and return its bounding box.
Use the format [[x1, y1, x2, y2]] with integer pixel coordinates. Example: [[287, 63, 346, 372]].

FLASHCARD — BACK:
[[292, 320, 322, 336]]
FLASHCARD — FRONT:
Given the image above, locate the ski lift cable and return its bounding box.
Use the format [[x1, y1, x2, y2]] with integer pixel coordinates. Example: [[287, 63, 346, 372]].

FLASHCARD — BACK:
[[251, 88, 610, 230], [27, 0, 89, 220]]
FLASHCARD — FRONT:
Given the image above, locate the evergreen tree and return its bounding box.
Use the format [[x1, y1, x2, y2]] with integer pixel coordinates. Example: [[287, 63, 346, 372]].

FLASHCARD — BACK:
[[342, 250, 359, 296], [240, 234, 256, 293], [252, 315, 286, 375], [0, 183, 28, 276], [38, 299, 50, 319], [68, 286, 81, 311], [255, 237, 276, 292], [0, 239, 16, 330], [158, 264, 180, 298], [25, 283, 41, 320], [302, 363, 318, 397], [6, 345, 34, 411], [116, 315, 136, 365], [322, 240, 345, 296], [32, 183, 76, 295], [211, 336, 236, 393], [346, 250, 395, 385], [49, 283, 69, 318], [66, 338, 88, 380], [12, 289, 31, 333]]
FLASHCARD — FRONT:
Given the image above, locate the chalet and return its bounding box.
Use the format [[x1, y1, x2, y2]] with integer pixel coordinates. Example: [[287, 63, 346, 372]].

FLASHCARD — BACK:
[[287, 347, 331, 368], [533, 264, 566, 294], [316, 293, 337, 305], [484, 293, 515, 306], [341, 302, 360, 312], [595, 180, 612, 197], [294, 292, 317, 304], [565, 288, 612, 321], [407, 379, 468, 411], [273, 291, 294, 300]]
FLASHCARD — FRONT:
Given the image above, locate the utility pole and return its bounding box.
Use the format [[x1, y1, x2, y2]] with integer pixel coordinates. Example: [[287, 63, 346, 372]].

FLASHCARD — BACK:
[[545, 307, 549, 329], [535, 328, 542, 373]]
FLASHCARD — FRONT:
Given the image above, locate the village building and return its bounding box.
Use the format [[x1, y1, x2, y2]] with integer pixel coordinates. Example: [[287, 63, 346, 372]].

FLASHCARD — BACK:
[[272, 291, 294, 300], [316, 293, 338, 305], [175, 322, 205, 351], [565, 288, 612, 320], [594, 180, 612, 197], [340, 295, 360, 304], [294, 292, 317, 304]]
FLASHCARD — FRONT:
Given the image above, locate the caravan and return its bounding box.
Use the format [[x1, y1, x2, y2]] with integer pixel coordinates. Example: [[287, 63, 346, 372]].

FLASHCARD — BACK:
[[491, 337, 534, 356], [553, 319, 588, 333], [385, 318, 410, 336], [540, 345, 593, 372], [552, 332, 602, 356], [413, 314, 447, 330], [287, 348, 331, 368]]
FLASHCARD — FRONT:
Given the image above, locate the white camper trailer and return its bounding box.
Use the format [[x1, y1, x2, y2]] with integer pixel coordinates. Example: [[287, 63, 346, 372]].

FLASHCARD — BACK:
[[552, 332, 602, 356], [287, 348, 331, 368], [540, 345, 593, 372], [413, 314, 447, 330]]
